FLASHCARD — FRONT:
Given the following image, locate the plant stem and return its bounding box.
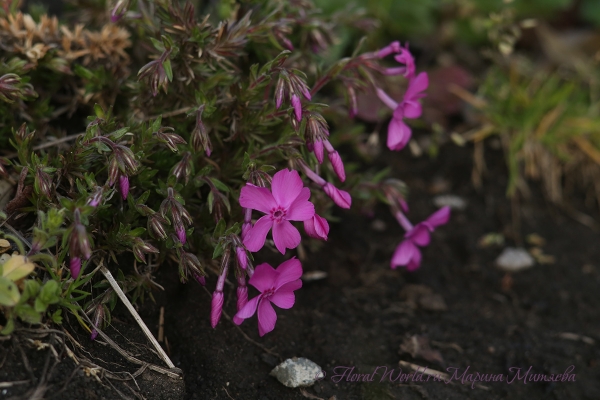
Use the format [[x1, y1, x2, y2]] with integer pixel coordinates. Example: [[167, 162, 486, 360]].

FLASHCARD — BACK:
[[99, 265, 175, 369]]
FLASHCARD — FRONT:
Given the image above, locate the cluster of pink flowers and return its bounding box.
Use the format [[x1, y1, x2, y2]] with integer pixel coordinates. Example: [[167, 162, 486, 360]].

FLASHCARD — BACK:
[[208, 43, 444, 336], [211, 168, 344, 336], [371, 42, 428, 151]]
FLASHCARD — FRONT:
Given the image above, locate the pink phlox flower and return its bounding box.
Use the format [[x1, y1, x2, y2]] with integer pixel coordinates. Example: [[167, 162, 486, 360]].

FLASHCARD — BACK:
[[233, 258, 303, 336], [240, 169, 315, 254], [303, 213, 329, 240], [391, 206, 450, 271], [391, 44, 415, 80], [377, 72, 429, 151]]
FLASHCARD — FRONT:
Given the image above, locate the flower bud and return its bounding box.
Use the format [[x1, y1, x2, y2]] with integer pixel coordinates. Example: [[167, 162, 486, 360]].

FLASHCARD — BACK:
[[70, 257, 81, 279], [176, 226, 186, 245], [34, 166, 53, 198], [195, 274, 206, 286], [148, 213, 169, 240], [70, 222, 92, 260], [171, 151, 193, 185], [119, 175, 129, 200], [88, 187, 103, 207], [304, 214, 329, 240], [107, 157, 120, 187], [155, 128, 186, 152], [90, 305, 104, 341], [376, 41, 401, 58], [291, 94, 302, 121], [210, 291, 224, 328], [233, 277, 248, 325], [236, 246, 247, 269], [327, 150, 346, 182], [179, 251, 204, 282], [323, 183, 352, 209]]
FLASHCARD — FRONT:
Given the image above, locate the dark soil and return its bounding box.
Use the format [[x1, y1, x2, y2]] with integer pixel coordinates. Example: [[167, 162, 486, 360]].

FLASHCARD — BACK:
[[3, 142, 600, 400]]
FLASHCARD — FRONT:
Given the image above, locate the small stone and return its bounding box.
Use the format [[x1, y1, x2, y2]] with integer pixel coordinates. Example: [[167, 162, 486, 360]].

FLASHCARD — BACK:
[[302, 271, 328, 282], [418, 293, 448, 311], [495, 248, 535, 272], [370, 219, 387, 232], [270, 357, 323, 388], [433, 194, 466, 211]]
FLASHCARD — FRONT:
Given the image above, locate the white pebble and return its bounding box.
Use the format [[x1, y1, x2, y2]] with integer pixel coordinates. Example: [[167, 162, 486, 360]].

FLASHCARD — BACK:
[[270, 357, 323, 388], [433, 195, 467, 211], [495, 248, 535, 272]]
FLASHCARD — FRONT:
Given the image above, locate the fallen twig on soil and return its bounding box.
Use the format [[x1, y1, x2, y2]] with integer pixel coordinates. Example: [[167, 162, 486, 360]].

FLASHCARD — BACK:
[[99, 263, 176, 369], [78, 303, 183, 380]]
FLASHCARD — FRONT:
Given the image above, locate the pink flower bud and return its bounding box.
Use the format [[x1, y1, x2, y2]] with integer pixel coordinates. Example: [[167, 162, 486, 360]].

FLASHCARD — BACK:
[[70, 257, 81, 279], [313, 139, 324, 164], [301, 87, 312, 101], [210, 291, 224, 328], [88, 187, 103, 207], [304, 214, 329, 240], [328, 151, 346, 182], [241, 222, 251, 241], [90, 305, 104, 340], [377, 41, 401, 58], [291, 94, 302, 121], [195, 274, 206, 286], [176, 226, 186, 245], [119, 175, 129, 200], [236, 247, 247, 269], [233, 277, 248, 325], [323, 183, 352, 209]]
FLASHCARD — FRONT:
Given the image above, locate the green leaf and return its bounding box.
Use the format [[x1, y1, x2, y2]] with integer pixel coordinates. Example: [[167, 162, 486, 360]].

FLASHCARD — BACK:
[[129, 227, 146, 237], [34, 297, 49, 313], [21, 280, 40, 303], [210, 178, 230, 192], [150, 37, 165, 52], [213, 218, 226, 238], [136, 190, 151, 205], [1, 317, 15, 335], [207, 191, 214, 214], [40, 280, 61, 304], [0, 277, 20, 306], [15, 304, 41, 324], [51, 309, 63, 324], [212, 242, 224, 259], [163, 59, 173, 82], [94, 104, 106, 118]]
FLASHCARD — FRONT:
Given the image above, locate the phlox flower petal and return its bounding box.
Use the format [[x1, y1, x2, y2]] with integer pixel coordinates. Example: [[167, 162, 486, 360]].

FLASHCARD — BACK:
[[272, 220, 301, 254], [243, 216, 274, 252], [258, 300, 277, 336], [240, 184, 276, 214]]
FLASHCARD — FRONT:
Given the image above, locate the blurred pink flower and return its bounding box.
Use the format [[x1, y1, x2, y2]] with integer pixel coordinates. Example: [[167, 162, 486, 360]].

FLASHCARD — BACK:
[[377, 72, 429, 151], [240, 169, 315, 254], [233, 258, 303, 336], [391, 206, 450, 270]]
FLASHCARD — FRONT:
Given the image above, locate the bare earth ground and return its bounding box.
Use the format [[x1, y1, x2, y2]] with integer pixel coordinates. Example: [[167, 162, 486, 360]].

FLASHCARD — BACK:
[[2, 143, 600, 399]]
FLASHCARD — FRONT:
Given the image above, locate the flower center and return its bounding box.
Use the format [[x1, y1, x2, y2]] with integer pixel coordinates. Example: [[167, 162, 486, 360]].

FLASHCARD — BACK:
[[262, 287, 275, 299], [270, 207, 287, 222]]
